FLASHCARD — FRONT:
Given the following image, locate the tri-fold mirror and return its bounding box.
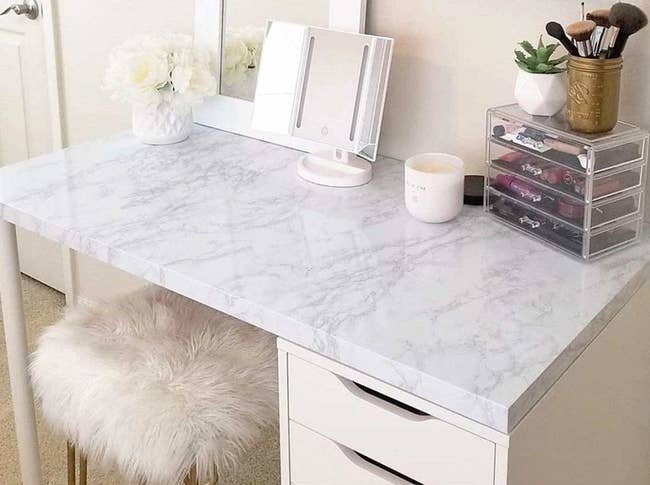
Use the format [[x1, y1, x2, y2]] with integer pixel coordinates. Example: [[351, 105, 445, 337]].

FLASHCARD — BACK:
[[252, 21, 393, 186]]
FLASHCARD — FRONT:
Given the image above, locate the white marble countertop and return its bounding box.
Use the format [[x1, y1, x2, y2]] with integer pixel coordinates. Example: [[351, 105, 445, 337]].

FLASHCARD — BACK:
[[1, 125, 649, 433]]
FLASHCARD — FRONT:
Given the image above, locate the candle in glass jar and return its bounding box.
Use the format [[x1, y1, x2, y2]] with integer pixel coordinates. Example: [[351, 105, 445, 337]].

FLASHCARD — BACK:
[[404, 153, 465, 223]]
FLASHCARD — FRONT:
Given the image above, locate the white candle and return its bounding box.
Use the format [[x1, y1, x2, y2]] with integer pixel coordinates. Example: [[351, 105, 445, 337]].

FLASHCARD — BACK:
[[404, 153, 465, 223]]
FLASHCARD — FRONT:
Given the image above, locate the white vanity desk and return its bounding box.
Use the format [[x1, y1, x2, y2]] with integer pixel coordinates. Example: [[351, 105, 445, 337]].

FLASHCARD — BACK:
[[1, 125, 649, 485]]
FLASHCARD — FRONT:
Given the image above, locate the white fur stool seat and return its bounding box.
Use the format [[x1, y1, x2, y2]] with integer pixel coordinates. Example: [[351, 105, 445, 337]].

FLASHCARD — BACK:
[[30, 286, 278, 484]]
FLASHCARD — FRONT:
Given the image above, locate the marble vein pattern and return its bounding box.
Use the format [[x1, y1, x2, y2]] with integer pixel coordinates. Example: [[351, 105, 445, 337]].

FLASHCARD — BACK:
[[1, 125, 649, 433]]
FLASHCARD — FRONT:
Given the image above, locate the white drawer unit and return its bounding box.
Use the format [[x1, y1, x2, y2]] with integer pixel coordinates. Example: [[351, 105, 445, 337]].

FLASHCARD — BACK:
[[284, 353, 495, 485], [290, 420, 415, 485], [278, 276, 650, 485]]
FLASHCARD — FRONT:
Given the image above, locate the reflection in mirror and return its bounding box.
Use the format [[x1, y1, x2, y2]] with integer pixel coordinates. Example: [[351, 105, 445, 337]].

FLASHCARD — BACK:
[[220, 0, 330, 101]]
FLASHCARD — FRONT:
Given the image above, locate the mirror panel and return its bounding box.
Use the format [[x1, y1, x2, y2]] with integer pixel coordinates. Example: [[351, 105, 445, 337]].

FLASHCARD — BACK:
[[294, 29, 370, 152], [250, 22, 307, 134], [220, 0, 329, 101], [252, 21, 393, 161]]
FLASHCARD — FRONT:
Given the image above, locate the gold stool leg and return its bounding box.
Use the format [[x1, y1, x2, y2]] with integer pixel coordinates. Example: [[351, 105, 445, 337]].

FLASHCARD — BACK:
[[182, 464, 219, 485], [66, 441, 76, 485], [79, 452, 88, 485], [183, 464, 198, 485]]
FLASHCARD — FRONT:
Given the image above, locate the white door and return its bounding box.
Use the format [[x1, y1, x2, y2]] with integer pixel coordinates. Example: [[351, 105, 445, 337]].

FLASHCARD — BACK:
[[0, 0, 64, 291]]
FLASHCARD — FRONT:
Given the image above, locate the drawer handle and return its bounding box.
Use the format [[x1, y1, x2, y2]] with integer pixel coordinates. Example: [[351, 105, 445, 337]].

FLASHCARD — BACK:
[[337, 443, 423, 485], [339, 378, 432, 422]]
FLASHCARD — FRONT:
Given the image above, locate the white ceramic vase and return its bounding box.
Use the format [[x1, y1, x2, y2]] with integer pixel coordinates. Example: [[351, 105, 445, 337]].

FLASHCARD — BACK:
[[514, 70, 567, 117], [132, 99, 192, 145]]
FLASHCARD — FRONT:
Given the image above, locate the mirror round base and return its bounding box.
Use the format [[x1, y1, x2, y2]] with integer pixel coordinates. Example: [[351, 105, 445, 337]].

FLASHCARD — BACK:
[[297, 150, 372, 187]]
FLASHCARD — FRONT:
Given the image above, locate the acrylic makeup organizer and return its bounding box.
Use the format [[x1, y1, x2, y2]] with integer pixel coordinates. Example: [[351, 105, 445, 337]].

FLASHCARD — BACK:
[[485, 104, 648, 261]]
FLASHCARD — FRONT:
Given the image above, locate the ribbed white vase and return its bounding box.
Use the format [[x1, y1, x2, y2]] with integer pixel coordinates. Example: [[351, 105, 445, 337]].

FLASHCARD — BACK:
[[132, 99, 192, 145]]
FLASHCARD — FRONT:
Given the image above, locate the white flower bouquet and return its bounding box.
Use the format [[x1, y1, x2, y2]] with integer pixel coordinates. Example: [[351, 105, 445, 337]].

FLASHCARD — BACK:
[[222, 27, 264, 88], [104, 33, 217, 107], [104, 34, 217, 145], [221, 27, 264, 101]]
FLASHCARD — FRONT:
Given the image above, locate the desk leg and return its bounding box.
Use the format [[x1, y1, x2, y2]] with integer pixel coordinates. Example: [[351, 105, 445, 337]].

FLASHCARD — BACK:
[[0, 220, 42, 485]]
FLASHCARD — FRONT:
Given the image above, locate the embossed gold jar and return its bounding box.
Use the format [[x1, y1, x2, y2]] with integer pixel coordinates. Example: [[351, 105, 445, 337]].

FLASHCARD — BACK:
[[566, 56, 623, 134]]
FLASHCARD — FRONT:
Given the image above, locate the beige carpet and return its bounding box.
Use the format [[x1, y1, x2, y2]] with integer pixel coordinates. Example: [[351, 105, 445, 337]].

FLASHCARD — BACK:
[[0, 277, 280, 484]]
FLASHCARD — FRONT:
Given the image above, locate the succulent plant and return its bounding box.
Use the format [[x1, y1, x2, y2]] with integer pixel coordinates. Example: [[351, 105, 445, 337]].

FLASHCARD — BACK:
[[515, 36, 568, 74]]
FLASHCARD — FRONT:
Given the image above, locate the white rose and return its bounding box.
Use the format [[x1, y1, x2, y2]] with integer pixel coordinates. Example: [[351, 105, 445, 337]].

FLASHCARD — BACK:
[[171, 65, 193, 94], [222, 35, 251, 87], [240, 26, 265, 65], [170, 48, 216, 103], [189, 65, 217, 97], [104, 33, 215, 106], [170, 49, 194, 94], [129, 50, 169, 92]]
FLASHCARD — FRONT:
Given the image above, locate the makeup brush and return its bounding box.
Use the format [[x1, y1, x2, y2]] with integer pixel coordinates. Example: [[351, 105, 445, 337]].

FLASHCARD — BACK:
[[608, 2, 648, 58], [545, 21, 580, 56], [586, 9, 610, 54], [566, 20, 596, 57]]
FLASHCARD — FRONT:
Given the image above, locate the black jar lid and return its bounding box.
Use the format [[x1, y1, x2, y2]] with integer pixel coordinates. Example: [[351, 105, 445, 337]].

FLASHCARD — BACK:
[[464, 175, 485, 206]]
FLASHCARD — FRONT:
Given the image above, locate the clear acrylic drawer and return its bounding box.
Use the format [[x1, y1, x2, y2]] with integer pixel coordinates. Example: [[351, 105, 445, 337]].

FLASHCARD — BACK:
[[488, 142, 645, 203], [486, 188, 643, 259], [487, 165, 644, 230]]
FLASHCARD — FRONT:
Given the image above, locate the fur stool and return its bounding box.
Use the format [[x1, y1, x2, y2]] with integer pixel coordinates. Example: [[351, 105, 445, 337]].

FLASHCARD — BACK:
[[30, 286, 278, 485]]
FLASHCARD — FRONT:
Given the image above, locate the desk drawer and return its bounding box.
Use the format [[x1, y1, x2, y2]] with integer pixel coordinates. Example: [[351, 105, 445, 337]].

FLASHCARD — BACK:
[[290, 420, 414, 484], [287, 355, 495, 485]]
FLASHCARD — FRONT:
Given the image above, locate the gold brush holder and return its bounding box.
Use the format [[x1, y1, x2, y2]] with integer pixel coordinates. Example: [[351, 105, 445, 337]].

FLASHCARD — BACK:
[[566, 56, 623, 134]]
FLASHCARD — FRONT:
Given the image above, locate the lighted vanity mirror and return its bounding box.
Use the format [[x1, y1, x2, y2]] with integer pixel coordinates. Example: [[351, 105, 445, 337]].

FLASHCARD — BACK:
[[252, 21, 393, 187], [220, 0, 330, 101]]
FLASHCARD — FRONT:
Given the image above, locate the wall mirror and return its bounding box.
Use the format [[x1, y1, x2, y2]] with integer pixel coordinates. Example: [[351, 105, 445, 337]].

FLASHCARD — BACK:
[[193, 0, 367, 152], [252, 21, 393, 187]]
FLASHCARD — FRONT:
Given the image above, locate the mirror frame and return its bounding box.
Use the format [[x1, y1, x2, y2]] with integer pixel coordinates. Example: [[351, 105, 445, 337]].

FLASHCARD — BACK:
[[193, 0, 368, 152]]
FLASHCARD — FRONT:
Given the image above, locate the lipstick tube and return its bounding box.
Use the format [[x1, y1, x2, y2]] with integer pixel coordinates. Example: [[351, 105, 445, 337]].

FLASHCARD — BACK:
[[495, 174, 543, 203]]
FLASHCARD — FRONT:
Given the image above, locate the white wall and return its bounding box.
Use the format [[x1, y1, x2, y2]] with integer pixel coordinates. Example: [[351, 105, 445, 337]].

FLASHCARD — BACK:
[[54, 0, 650, 300], [226, 0, 329, 28]]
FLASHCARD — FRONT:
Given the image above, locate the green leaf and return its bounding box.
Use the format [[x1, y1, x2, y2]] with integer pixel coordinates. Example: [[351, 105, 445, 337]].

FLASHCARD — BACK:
[[548, 54, 568, 66], [537, 35, 544, 50], [514, 50, 528, 63], [537, 46, 551, 63], [519, 40, 536, 55], [546, 43, 559, 57], [536, 63, 552, 72], [515, 60, 533, 73]]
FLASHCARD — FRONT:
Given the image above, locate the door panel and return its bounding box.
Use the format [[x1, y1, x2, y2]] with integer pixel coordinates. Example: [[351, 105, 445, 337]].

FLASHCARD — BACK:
[[0, 6, 64, 291], [0, 30, 29, 162]]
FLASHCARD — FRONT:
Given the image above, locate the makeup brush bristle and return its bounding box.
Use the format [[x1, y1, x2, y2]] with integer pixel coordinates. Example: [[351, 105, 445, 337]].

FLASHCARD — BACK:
[[566, 20, 596, 41], [545, 21, 580, 56], [587, 9, 611, 27], [610, 2, 648, 34], [545, 21, 565, 38]]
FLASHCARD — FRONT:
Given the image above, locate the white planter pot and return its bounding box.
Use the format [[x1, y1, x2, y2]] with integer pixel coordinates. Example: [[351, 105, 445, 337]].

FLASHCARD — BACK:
[[514, 70, 567, 117], [132, 99, 192, 145]]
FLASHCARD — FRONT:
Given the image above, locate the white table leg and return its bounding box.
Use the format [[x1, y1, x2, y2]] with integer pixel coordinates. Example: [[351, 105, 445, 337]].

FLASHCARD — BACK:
[[0, 220, 42, 485]]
